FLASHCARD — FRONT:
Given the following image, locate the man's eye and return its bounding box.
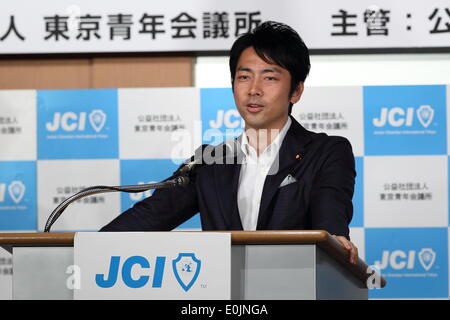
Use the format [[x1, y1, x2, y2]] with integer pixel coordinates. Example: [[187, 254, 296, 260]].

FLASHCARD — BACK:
[[238, 75, 249, 80], [266, 77, 277, 81]]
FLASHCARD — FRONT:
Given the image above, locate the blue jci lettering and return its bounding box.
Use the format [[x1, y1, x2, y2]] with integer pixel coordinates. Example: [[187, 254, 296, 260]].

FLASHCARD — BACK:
[[46, 112, 87, 132], [95, 256, 166, 288]]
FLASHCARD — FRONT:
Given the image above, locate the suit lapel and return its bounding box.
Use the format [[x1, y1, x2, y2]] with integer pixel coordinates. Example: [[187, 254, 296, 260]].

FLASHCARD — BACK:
[[256, 117, 312, 229], [213, 140, 244, 229]]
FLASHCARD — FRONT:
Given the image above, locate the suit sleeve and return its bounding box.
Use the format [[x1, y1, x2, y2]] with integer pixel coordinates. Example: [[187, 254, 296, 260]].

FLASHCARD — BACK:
[[309, 137, 356, 239], [99, 180, 199, 232]]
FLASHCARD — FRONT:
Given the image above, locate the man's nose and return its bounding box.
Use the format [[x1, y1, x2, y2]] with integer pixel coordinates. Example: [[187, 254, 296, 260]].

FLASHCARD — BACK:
[[249, 79, 262, 96]]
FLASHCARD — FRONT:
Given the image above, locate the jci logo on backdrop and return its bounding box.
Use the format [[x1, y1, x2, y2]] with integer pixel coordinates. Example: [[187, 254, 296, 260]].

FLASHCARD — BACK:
[[366, 228, 448, 299], [375, 248, 436, 271], [37, 89, 118, 159], [201, 88, 243, 145], [0, 161, 36, 230], [364, 85, 446, 155], [45, 110, 107, 133], [372, 105, 434, 128], [0, 181, 26, 204], [209, 109, 244, 130]]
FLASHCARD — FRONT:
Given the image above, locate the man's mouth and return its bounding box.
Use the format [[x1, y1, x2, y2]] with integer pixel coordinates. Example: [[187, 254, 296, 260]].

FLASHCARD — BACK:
[[246, 103, 264, 113]]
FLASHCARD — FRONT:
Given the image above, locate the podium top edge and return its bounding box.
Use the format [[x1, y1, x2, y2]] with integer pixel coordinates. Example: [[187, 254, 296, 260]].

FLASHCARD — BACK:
[[0, 230, 328, 245], [0, 232, 76, 245]]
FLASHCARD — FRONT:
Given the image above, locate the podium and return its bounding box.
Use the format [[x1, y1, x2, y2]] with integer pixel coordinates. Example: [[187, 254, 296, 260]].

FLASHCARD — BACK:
[[0, 230, 385, 300]]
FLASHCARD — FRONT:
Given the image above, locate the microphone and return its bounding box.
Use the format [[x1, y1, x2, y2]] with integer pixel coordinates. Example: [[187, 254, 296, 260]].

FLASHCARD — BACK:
[[44, 139, 240, 232], [172, 139, 240, 177], [43, 176, 189, 232], [175, 157, 201, 176]]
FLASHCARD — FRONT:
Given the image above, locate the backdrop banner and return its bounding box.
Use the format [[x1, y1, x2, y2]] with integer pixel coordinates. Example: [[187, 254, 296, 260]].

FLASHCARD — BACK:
[[0, 85, 449, 299], [0, 0, 450, 54]]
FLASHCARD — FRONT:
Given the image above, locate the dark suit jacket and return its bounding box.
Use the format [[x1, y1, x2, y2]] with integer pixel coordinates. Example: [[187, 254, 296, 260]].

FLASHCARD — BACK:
[[100, 117, 356, 237]]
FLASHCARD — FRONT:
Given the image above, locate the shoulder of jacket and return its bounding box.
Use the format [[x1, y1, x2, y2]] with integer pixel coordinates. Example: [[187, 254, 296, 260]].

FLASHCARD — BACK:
[[310, 131, 351, 146]]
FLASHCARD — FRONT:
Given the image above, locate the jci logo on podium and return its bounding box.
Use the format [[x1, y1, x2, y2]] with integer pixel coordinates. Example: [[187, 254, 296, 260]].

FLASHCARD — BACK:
[[94, 253, 202, 292]]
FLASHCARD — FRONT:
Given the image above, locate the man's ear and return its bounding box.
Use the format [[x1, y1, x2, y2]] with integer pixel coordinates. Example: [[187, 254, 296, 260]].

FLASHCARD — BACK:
[[290, 82, 304, 105]]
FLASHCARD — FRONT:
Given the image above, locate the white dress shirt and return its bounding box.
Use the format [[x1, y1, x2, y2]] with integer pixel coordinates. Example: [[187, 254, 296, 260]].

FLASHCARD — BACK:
[[237, 117, 292, 230]]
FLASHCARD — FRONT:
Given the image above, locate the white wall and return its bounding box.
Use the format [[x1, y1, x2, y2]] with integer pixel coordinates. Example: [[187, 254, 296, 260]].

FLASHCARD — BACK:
[[195, 53, 450, 87]]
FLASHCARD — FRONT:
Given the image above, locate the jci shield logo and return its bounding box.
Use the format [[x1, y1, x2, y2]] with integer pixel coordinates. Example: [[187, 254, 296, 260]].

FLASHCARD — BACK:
[[8, 181, 25, 204], [418, 248, 436, 271], [417, 105, 434, 128], [89, 109, 106, 132], [172, 253, 201, 292]]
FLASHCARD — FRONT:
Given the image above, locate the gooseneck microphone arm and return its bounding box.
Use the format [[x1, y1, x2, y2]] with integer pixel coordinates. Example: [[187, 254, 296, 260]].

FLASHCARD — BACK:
[[43, 175, 190, 233], [44, 142, 238, 232]]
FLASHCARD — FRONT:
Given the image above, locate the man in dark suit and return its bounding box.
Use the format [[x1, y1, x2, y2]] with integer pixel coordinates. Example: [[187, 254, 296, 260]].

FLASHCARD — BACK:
[[100, 21, 358, 264]]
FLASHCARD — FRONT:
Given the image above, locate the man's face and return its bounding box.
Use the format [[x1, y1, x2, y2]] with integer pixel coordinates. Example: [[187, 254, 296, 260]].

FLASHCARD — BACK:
[[233, 46, 303, 131]]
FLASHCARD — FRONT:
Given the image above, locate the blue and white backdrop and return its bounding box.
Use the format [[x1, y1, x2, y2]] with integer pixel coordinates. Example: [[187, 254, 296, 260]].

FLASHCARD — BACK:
[[0, 85, 449, 299]]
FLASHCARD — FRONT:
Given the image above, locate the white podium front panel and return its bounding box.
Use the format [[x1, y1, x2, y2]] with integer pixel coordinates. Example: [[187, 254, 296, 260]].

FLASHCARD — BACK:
[[74, 232, 231, 300]]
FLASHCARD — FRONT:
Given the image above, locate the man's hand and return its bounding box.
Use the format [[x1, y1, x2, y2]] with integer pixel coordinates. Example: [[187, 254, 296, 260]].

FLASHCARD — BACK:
[[332, 235, 359, 265]]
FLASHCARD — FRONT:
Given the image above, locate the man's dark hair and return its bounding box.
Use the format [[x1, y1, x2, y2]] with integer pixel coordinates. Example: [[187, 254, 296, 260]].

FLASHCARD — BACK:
[[229, 21, 310, 114]]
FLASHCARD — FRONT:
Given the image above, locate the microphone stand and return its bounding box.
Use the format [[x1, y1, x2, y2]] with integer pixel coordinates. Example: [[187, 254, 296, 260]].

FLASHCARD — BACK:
[[43, 175, 190, 232]]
